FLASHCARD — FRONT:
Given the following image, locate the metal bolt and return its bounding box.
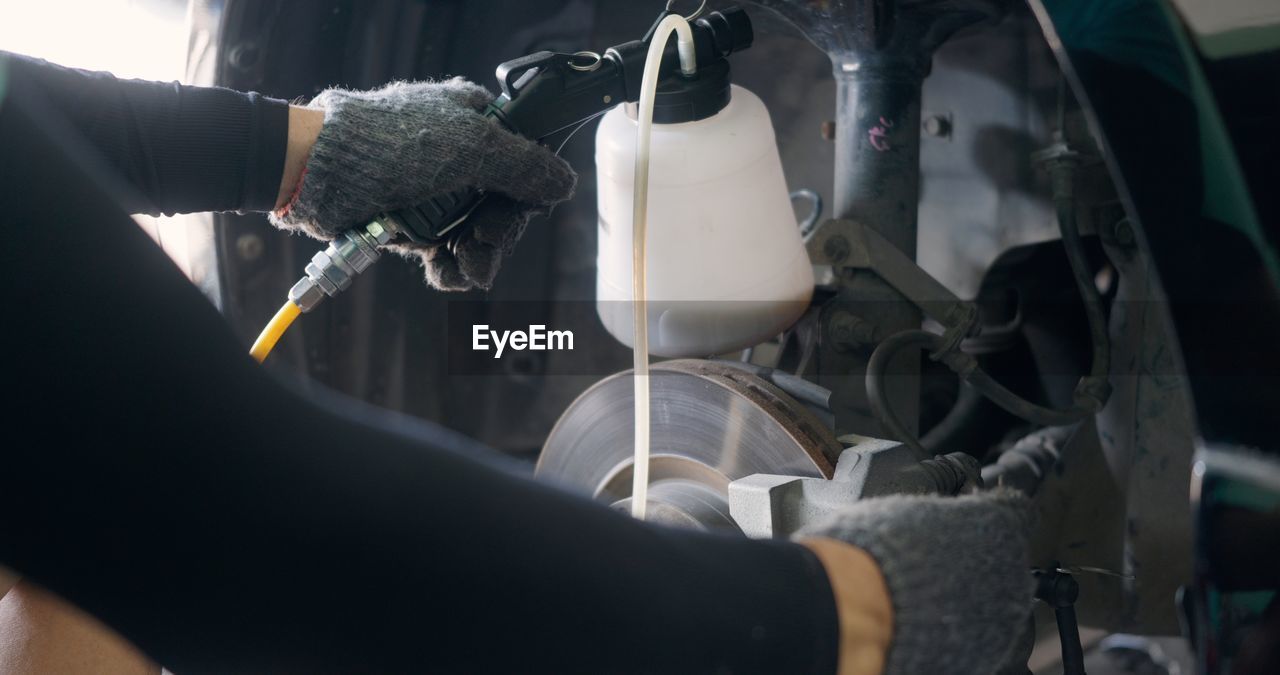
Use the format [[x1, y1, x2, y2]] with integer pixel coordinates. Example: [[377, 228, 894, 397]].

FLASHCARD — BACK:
[[851, 319, 878, 344], [365, 219, 394, 245], [820, 120, 836, 141], [822, 235, 850, 264], [830, 314, 855, 345], [828, 310, 879, 351], [922, 114, 952, 138], [236, 233, 264, 261]]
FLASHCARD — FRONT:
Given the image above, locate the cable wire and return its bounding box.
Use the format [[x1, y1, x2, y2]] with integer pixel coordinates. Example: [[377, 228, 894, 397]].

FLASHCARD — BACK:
[[866, 330, 942, 459], [554, 109, 610, 155], [666, 0, 707, 21], [867, 323, 1100, 457], [249, 301, 301, 363], [964, 367, 1095, 427], [1054, 192, 1111, 385]]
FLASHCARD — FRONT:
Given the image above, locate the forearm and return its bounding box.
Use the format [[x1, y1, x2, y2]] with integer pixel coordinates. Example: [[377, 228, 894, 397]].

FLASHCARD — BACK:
[[0, 568, 16, 601], [2, 51, 289, 216], [0, 582, 159, 675]]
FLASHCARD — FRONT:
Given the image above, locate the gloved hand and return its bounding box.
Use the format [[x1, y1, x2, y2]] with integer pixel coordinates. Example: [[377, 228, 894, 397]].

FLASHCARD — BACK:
[[800, 490, 1035, 675], [270, 79, 577, 291]]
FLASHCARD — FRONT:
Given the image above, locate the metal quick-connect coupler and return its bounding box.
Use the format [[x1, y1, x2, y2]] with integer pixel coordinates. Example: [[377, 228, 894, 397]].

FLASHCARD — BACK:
[[288, 220, 398, 312]]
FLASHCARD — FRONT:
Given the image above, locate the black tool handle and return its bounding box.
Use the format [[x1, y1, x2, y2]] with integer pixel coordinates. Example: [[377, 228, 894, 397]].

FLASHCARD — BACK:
[[378, 187, 484, 246]]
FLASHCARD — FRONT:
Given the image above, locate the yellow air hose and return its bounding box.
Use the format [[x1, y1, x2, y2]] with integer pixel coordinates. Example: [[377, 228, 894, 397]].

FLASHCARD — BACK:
[[249, 301, 301, 363], [247, 221, 395, 363]]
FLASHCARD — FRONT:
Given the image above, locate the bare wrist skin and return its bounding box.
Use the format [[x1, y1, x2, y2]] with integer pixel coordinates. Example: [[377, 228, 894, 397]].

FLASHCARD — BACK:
[[800, 538, 893, 675], [0, 581, 159, 675], [276, 105, 325, 211]]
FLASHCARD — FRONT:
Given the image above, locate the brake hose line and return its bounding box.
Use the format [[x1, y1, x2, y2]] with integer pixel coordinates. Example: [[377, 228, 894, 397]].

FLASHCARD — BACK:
[[866, 152, 1112, 451], [249, 301, 301, 363], [629, 13, 697, 521]]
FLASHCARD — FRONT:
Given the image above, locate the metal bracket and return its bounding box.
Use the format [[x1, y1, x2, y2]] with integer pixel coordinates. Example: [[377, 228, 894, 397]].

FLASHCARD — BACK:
[[728, 439, 981, 538], [808, 218, 980, 351]]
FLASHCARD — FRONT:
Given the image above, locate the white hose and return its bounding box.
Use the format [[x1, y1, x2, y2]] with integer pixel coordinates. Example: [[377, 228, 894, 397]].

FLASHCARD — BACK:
[[630, 14, 697, 521]]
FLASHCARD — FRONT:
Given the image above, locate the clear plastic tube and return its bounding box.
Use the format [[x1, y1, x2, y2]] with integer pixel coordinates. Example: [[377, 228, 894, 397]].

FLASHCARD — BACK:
[[630, 14, 697, 520]]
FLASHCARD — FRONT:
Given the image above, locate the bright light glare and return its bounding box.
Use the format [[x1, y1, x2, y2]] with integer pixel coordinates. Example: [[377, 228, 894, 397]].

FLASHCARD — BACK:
[[0, 0, 187, 82], [0, 0, 201, 282]]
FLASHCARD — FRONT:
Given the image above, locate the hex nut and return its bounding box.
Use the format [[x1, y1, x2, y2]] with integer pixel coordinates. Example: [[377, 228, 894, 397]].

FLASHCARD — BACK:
[[828, 311, 878, 351], [823, 235, 851, 265], [288, 277, 326, 313]]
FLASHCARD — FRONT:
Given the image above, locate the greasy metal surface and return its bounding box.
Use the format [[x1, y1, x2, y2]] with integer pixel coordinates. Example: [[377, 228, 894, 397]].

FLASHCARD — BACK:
[[1092, 226, 1194, 634], [535, 359, 839, 503], [1009, 0, 1210, 638], [1028, 228, 1195, 636]]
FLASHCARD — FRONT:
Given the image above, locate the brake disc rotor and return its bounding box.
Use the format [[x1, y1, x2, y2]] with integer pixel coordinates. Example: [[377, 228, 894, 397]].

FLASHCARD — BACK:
[[536, 359, 840, 532]]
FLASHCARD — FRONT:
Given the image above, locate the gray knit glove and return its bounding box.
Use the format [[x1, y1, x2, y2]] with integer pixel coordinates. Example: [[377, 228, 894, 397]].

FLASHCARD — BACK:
[[800, 490, 1035, 675], [270, 79, 577, 291]]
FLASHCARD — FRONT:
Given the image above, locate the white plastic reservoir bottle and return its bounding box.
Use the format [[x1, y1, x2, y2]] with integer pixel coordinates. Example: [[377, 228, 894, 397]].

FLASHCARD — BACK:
[[595, 82, 814, 358]]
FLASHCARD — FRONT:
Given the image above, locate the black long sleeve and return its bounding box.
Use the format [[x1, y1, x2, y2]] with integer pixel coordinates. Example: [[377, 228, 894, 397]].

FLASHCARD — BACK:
[[1, 51, 288, 215], [0, 58, 840, 674]]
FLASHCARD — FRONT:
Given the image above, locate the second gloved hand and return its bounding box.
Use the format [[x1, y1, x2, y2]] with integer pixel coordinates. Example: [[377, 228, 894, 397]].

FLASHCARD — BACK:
[[801, 490, 1035, 675], [270, 79, 577, 291]]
